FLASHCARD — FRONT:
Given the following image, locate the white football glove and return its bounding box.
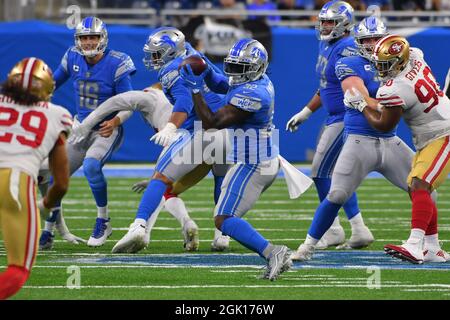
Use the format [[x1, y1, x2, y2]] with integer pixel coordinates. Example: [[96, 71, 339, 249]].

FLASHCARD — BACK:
[[344, 87, 368, 112], [131, 180, 149, 193], [55, 211, 87, 244], [286, 107, 312, 132], [150, 122, 177, 147], [69, 123, 91, 144], [59, 232, 87, 245]]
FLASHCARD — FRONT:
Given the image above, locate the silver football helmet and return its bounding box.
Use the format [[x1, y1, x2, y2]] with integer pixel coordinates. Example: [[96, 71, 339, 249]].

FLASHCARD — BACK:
[[75, 16, 108, 58], [143, 27, 186, 70], [224, 38, 268, 86], [316, 1, 355, 41], [354, 16, 388, 60]]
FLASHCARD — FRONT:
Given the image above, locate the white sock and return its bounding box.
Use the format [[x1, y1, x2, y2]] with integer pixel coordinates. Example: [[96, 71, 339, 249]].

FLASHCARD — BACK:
[[145, 199, 164, 240], [349, 212, 364, 231], [407, 228, 425, 244], [44, 221, 55, 233], [330, 216, 341, 228], [214, 228, 224, 240], [424, 233, 440, 250], [134, 218, 147, 226], [305, 234, 319, 246], [97, 206, 108, 219], [164, 197, 191, 226]]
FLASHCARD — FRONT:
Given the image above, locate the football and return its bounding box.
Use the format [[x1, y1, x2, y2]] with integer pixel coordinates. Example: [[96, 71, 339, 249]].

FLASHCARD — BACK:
[[179, 55, 208, 75]]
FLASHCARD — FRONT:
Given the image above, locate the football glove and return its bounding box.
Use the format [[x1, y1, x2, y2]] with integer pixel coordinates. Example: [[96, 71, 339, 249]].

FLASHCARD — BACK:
[[180, 64, 208, 92], [131, 180, 149, 193], [344, 87, 367, 112], [286, 107, 312, 132], [55, 210, 87, 244], [150, 122, 177, 147], [68, 117, 91, 144]]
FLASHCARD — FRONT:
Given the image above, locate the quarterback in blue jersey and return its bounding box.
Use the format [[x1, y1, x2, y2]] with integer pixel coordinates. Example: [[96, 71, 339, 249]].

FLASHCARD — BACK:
[[286, 0, 372, 250], [292, 16, 428, 261], [39, 16, 136, 249], [112, 27, 230, 254], [181, 38, 293, 280]]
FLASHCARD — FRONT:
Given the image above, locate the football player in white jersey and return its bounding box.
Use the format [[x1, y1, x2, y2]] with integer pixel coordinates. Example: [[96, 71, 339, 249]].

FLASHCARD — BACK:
[[344, 35, 450, 263], [0, 58, 71, 299], [70, 84, 230, 252], [444, 67, 450, 99]]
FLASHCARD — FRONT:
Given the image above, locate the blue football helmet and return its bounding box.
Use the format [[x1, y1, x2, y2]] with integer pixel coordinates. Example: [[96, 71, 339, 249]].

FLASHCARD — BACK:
[[143, 27, 186, 70], [316, 1, 354, 41], [354, 16, 388, 60], [224, 38, 268, 86], [75, 16, 108, 58]]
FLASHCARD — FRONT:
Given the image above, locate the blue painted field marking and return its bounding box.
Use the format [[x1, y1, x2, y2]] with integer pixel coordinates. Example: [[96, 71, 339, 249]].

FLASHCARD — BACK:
[[54, 251, 450, 271]]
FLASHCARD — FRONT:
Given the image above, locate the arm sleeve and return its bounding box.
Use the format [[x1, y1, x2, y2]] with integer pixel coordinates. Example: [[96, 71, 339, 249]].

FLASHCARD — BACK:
[[204, 69, 229, 94], [80, 91, 141, 130], [171, 80, 194, 114], [53, 66, 70, 89], [117, 110, 133, 124], [54, 49, 71, 89], [115, 75, 133, 94], [228, 89, 263, 113]]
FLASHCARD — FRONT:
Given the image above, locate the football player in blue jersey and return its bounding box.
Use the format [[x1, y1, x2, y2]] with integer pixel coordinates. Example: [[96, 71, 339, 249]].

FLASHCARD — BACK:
[[181, 38, 293, 280], [112, 27, 230, 253], [38, 16, 136, 248], [291, 16, 437, 261], [286, 1, 373, 249]]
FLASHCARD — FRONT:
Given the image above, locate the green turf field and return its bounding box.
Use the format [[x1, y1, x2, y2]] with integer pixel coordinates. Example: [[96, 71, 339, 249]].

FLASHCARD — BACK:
[[1, 176, 449, 300]]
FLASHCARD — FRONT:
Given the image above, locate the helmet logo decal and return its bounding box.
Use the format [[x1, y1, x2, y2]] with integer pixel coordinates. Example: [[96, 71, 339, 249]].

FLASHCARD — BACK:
[[251, 47, 261, 59], [159, 35, 176, 48], [389, 42, 403, 55]]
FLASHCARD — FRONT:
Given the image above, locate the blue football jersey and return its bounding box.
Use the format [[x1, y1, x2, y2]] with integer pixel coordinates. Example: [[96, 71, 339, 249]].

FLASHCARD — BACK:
[[335, 55, 396, 138], [225, 74, 278, 163], [158, 42, 225, 131], [317, 36, 358, 125], [56, 47, 136, 122]]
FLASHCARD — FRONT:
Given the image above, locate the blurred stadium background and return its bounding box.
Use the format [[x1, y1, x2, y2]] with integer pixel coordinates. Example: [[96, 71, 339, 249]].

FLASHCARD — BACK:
[[1, 0, 450, 163]]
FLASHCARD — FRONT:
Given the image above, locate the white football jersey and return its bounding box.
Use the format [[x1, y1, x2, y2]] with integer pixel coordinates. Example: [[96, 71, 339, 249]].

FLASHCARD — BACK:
[[0, 94, 73, 181], [377, 48, 450, 150], [80, 88, 172, 132]]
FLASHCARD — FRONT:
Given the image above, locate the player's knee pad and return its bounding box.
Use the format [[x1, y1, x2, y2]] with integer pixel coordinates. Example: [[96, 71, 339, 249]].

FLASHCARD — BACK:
[[327, 188, 350, 205], [83, 158, 105, 188], [0, 265, 29, 300]]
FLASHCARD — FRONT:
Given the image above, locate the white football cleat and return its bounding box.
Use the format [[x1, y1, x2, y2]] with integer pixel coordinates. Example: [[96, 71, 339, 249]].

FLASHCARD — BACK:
[[182, 219, 199, 252], [346, 225, 374, 249], [262, 245, 293, 281], [211, 235, 230, 252], [315, 226, 346, 250], [423, 248, 450, 263], [384, 240, 424, 264], [87, 218, 112, 247], [111, 221, 147, 253], [290, 243, 315, 261]]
